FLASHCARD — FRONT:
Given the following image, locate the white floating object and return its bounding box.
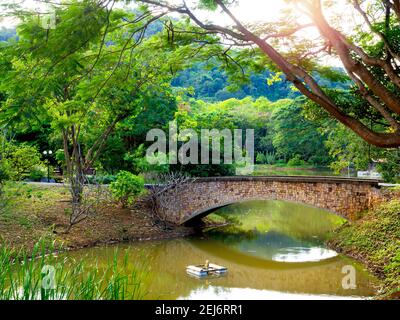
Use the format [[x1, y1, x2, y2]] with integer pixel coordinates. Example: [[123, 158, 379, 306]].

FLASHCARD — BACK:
[[186, 265, 208, 277], [186, 263, 228, 277], [208, 263, 228, 274]]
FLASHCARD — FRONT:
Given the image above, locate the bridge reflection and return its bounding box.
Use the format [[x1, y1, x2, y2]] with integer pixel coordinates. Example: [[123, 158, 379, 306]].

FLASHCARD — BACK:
[[65, 238, 379, 299]]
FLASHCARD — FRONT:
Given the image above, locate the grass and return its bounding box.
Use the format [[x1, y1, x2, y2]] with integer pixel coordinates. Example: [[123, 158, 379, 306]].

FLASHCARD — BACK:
[[0, 240, 148, 300], [328, 199, 400, 299]]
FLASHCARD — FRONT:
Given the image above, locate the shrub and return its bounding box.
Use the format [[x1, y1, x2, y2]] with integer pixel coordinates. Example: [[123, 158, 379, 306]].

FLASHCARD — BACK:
[[0, 159, 11, 183], [256, 152, 266, 164], [8, 144, 43, 180], [287, 155, 307, 167], [28, 165, 47, 181], [109, 171, 145, 207], [265, 151, 277, 165]]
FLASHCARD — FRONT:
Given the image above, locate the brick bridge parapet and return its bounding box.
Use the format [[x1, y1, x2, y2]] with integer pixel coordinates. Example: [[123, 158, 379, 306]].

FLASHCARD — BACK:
[[149, 176, 388, 225]]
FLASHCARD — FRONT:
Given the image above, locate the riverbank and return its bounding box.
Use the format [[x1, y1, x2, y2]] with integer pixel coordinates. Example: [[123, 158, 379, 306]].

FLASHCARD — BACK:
[[327, 197, 400, 300], [0, 182, 194, 253]]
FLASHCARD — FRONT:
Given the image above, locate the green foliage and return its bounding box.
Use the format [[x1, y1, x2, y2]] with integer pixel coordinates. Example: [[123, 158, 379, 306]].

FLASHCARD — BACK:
[[0, 0, 386, 182], [28, 165, 47, 182], [198, 0, 219, 10], [109, 171, 145, 207], [0, 157, 10, 185], [54, 149, 65, 165], [325, 124, 372, 174], [0, 240, 148, 300], [172, 64, 299, 102], [377, 149, 400, 183], [287, 155, 307, 167], [92, 174, 117, 185], [0, 160, 10, 184], [270, 100, 330, 165], [324, 123, 400, 181], [264, 152, 277, 165], [123, 144, 169, 175], [0, 1, 182, 191], [170, 163, 236, 177], [256, 152, 266, 164], [6, 144, 43, 181], [256, 151, 277, 165], [169, 96, 331, 176], [328, 200, 400, 297], [0, 131, 11, 185]]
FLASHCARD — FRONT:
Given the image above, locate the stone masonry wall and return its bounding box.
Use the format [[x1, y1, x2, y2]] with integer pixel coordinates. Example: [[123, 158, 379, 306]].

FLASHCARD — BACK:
[[156, 177, 386, 225]]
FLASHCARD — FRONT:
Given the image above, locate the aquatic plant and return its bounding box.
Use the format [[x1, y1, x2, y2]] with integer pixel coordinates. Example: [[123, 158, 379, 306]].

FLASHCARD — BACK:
[[0, 241, 148, 300]]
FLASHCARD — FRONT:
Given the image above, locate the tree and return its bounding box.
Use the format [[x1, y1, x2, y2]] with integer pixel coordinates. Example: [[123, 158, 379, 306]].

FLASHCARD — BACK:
[[270, 100, 330, 165], [0, 2, 193, 229], [138, 0, 400, 147]]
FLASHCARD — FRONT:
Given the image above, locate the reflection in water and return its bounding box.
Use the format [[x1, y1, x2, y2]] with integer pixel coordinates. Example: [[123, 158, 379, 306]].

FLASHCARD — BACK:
[[272, 247, 338, 263], [179, 287, 364, 300], [64, 200, 380, 300], [207, 200, 345, 263]]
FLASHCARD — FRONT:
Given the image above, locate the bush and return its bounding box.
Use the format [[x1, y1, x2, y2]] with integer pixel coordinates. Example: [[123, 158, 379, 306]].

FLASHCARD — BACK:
[[256, 152, 266, 164], [109, 171, 145, 207], [7, 144, 43, 180], [265, 151, 277, 165], [287, 155, 307, 167], [0, 159, 11, 183], [28, 165, 47, 181]]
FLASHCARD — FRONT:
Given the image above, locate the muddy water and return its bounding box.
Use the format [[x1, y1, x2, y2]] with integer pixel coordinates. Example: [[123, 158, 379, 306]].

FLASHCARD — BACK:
[[67, 200, 380, 299]]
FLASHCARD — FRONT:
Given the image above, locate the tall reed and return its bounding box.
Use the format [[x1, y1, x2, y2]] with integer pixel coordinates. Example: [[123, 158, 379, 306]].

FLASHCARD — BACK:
[[0, 240, 148, 300]]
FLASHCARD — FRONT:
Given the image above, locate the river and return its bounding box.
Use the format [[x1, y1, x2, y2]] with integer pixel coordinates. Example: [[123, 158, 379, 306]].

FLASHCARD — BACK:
[[63, 200, 380, 300]]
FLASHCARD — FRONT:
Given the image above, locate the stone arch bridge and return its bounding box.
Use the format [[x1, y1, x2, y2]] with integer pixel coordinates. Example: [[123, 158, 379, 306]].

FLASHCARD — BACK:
[[150, 176, 388, 225]]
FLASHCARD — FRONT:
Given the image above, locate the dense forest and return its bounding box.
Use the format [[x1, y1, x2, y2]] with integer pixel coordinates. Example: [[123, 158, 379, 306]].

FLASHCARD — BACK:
[[0, 5, 399, 184], [172, 63, 349, 102]]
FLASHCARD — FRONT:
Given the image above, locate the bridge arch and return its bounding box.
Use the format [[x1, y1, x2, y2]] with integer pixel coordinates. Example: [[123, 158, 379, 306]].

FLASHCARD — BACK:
[[182, 197, 347, 226], [153, 176, 384, 225]]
